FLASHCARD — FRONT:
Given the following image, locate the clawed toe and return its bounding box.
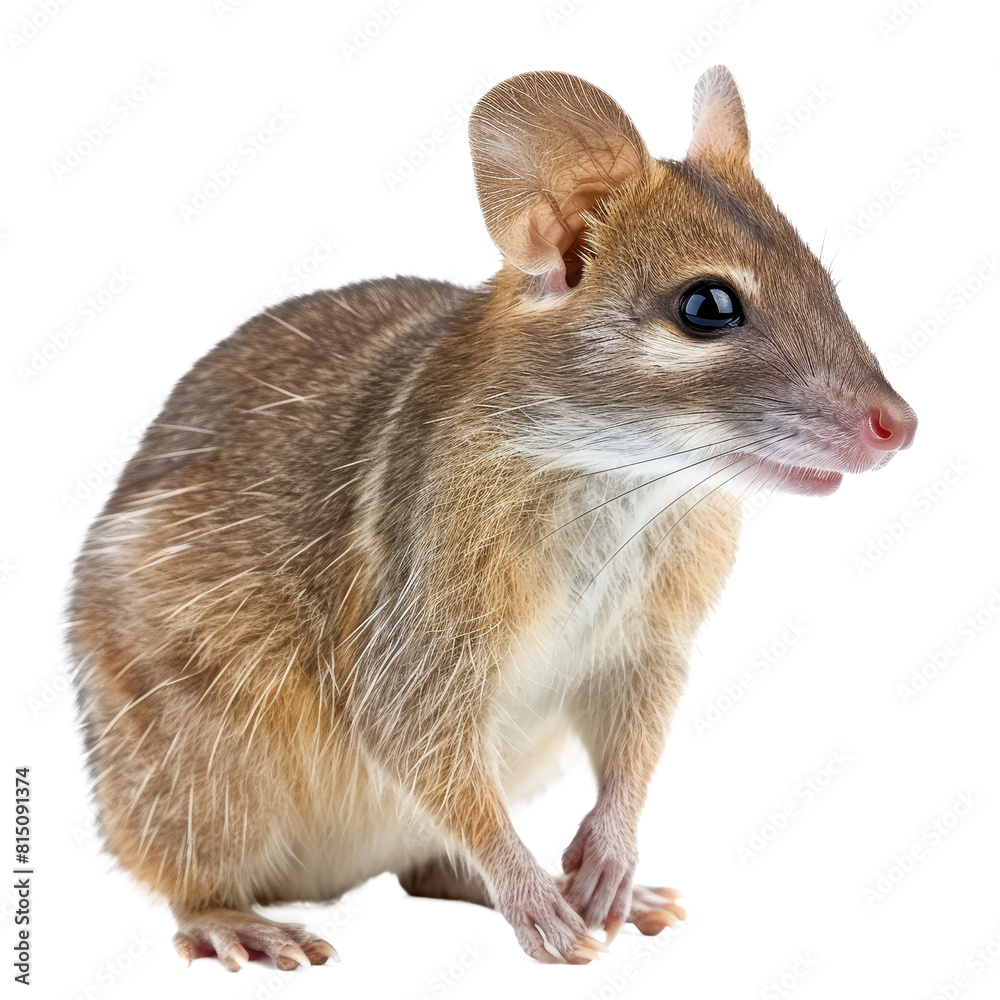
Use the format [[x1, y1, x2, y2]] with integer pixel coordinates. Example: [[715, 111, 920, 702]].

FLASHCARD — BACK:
[[628, 885, 686, 936], [172, 908, 338, 971]]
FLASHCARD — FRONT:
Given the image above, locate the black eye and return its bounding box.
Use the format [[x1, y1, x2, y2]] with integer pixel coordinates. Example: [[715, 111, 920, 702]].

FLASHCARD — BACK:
[[679, 281, 745, 335]]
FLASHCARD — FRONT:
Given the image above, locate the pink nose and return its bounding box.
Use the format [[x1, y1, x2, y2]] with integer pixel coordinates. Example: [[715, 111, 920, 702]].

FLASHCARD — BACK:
[[864, 400, 918, 452]]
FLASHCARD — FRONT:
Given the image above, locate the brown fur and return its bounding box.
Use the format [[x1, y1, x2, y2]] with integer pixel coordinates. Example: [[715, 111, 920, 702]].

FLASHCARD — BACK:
[[69, 67, 914, 968]]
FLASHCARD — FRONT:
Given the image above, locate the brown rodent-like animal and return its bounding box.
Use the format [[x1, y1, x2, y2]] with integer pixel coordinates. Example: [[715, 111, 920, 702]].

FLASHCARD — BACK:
[[69, 67, 917, 969]]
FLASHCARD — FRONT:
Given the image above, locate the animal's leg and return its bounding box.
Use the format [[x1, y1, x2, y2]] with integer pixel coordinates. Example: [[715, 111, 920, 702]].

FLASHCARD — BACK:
[[561, 648, 689, 940], [396, 855, 684, 938], [397, 853, 492, 907]]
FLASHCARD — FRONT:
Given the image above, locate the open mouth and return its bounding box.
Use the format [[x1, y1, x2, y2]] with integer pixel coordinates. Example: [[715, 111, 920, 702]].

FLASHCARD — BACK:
[[723, 453, 844, 497]]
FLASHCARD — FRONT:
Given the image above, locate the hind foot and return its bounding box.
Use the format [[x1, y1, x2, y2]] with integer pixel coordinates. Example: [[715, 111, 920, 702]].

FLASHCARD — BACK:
[[173, 906, 339, 972], [626, 884, 685, 936], [555, 876, 685, 938]]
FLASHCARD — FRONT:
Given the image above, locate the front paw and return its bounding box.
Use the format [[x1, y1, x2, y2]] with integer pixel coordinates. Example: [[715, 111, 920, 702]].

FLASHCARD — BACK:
[[495, 867, 606, 964], [560, 813, 637, 939]]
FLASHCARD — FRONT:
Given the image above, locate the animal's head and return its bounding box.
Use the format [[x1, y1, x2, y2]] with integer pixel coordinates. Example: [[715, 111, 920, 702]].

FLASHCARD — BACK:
[[468, 68, 916, 495]]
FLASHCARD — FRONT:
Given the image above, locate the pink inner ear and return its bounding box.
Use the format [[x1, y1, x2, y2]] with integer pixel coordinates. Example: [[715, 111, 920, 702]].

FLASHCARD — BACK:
[[527, 184, 612, 293], [688, 96, 724, 162], [686, 92, 749, 165], [525, 212, 575, 295], [541, 268, 571, 295], [536, 220, 588, 292]]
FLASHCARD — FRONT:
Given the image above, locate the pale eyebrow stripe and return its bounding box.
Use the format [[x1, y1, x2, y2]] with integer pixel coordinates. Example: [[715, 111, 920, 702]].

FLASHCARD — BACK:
[[714, 265, 761, 307]]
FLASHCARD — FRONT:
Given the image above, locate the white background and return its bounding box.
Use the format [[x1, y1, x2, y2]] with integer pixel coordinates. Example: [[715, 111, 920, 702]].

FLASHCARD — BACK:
[[4, 0, 999, 998]]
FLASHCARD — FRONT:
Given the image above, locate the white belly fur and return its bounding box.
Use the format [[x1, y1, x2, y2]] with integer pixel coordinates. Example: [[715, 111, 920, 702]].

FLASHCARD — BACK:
[[493, 470, 707, 800]]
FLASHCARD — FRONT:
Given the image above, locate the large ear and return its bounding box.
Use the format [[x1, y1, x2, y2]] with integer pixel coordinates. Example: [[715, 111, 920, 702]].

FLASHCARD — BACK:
[[686, 65, 750, 167], [469, 71, 651, 293]]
